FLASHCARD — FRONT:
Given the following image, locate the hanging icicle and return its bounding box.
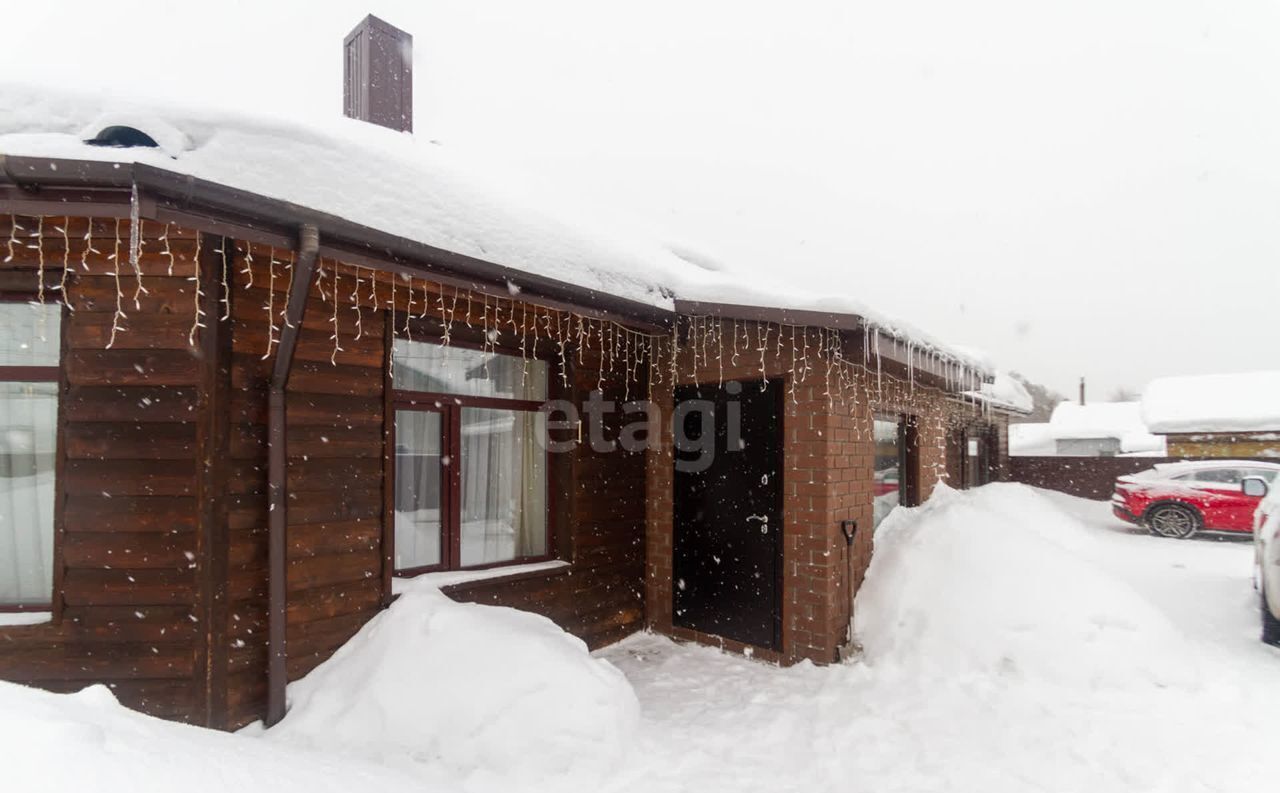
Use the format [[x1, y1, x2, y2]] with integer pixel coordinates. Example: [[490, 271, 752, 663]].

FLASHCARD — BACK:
[[129, 186, 147, 310]]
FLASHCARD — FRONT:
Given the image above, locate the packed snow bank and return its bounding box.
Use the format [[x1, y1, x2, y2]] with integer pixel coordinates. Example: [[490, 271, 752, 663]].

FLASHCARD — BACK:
[[855, 483, 1198, 689], [268, 586, 639, 778], [1142, 370, 1280, 433], [0, 681, 423, 792]]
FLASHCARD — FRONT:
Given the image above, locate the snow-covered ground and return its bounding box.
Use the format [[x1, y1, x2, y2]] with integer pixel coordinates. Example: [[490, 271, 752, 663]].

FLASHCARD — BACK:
[[602, 485, 1280, 793], [3, 484, 1277, 792]]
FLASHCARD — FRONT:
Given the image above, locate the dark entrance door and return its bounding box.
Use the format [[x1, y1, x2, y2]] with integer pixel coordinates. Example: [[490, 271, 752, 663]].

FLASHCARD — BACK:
[[672, 379, 783, 650]]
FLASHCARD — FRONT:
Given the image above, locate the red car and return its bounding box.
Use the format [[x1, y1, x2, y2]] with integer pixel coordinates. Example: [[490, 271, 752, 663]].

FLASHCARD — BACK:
[[1111, 461, 1280, 538]]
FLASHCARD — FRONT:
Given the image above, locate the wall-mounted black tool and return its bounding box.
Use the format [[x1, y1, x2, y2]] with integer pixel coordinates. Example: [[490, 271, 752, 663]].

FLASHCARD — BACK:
[[840, 519, 858, 547]]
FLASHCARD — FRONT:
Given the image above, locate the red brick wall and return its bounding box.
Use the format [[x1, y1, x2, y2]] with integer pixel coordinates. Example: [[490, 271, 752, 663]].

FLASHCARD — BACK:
[[645, 322, 970, 664]]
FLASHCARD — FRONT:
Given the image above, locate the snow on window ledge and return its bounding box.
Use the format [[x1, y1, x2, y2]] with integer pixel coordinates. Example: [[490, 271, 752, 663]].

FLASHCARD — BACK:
[[0, 611, 52, 627], [392, 560, 570, 597]]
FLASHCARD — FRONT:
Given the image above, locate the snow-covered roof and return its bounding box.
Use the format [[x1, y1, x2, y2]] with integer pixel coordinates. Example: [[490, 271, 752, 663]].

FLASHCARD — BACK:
[[963, 370, 1033, 414], [1048, 401, 1155, 442], [1141, 371, 1280, 434], [0, 81, 989, 374]]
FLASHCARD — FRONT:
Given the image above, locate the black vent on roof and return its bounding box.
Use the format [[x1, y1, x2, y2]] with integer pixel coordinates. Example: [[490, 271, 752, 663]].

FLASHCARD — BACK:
[[85, 126, 160, 149]]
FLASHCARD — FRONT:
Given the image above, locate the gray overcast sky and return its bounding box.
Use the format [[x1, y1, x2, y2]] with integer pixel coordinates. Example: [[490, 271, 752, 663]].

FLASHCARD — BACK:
[[4, 0, 1278, 397]]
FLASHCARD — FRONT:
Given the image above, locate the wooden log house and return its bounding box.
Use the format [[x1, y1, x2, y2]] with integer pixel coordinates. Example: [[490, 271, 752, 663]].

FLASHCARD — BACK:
[[0, 18, 1012, 730]]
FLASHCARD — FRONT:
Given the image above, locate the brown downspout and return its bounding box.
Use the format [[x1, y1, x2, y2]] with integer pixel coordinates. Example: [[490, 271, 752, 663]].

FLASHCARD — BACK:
[[266, 224, 320, 727]]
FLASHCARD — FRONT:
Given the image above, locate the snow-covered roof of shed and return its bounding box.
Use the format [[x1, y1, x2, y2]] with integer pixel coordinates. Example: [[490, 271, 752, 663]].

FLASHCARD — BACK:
[[1048, 401, 1154, 442], [963, 370, 1033, 414], [1141, 371, 1280, 434], [0, 81, 987, 372]]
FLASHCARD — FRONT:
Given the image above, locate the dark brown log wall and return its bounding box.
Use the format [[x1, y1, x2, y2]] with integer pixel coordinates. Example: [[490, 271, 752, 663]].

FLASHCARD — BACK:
[[0, 218, 212, 722], [444, 343, 647, 650], [1, 221, 648, 729], [221, 248, 388, 727]]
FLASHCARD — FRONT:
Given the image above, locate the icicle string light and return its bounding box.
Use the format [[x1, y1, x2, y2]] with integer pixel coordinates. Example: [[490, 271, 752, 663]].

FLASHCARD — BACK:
[[330, 263, 343, 365], [57, 220, 71, 310], [219, 240, 231, 320], [3, 215, 18, 263], [241, 245, 255, 289], [281, 256, 296, 329], [403, 276, 414, 342], [35, 217, 45, 309], [262, 247, 278, 360], [1, 214, 991, 439], [350, 265, 364, 341], [188, 234, 205, 347], [108, 218, 126, 348], [161, 223, 174, 276]]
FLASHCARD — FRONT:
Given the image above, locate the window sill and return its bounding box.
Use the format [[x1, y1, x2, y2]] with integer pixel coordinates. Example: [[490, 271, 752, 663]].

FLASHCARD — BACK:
[[392, 560, 571, 598], [0, 611, 52, 628]]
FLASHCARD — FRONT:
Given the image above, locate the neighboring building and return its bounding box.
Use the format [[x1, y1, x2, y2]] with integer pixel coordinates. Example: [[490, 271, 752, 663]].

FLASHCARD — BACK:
[[1034, 401, 1166, 457], [0, 18, 1009, 729], [1142, 371, 1280, 458]]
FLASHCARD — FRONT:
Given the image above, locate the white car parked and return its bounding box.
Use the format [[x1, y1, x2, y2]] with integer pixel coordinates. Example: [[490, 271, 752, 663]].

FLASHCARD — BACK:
[[1244, 474, 1280, 645]]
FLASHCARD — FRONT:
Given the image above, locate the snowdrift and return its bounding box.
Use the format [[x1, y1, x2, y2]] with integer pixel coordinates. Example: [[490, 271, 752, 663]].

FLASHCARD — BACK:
[[0, 681, 421, 793], [855, 483, 1200, 690], [268, 585, 640, 777]]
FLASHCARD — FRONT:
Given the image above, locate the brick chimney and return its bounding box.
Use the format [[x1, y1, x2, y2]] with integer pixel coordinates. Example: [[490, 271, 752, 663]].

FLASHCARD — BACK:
[[343, 15, 413, 132]]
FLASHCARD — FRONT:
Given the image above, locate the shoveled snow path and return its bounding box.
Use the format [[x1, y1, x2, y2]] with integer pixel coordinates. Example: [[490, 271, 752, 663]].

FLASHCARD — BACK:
[[595, 487, 1280, 793]]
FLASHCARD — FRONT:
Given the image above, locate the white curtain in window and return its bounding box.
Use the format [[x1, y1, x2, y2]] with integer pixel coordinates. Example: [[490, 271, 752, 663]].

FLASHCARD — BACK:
[[460, 408, 545, 566], [393, 410, 442, 570], [0, 382, 58, 605]]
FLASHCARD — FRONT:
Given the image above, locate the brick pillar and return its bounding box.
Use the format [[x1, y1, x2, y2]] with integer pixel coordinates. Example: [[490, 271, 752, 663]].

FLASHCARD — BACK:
[[644, 383, 675, 635]]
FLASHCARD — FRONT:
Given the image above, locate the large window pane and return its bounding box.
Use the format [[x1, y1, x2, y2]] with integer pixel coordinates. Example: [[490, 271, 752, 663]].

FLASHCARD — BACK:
[[392, 339, 547, 401], [460, 408, 546, 566], [0, 381, 58, 605], [0, 302, 60, 366], [872, 418, 902, 529], [394, 410, 443, 570]]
